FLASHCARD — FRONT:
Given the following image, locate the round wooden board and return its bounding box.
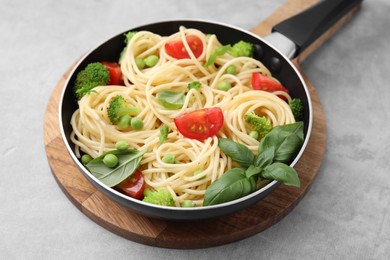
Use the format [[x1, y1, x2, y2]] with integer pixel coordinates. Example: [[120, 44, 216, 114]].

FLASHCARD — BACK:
[[44, 64, 326, 248], [43, 0, 338, 248]]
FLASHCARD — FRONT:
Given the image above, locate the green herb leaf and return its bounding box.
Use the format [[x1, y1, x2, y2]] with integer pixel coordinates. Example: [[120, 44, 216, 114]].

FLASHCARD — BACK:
[[254, 146, 275, 168], [218, 138, 254, 168], [258, 122, 304, 164], [245, 165, 262, 178], [157, 90, 185, 109], [204, 122, 304, 206], [205, 45, 231, 67], [203, 168, 257, 206], [159, 125, 169, 144], [261, 162, 300, 187], [187, 81, 201, 90], [86, 149, 143, 187]]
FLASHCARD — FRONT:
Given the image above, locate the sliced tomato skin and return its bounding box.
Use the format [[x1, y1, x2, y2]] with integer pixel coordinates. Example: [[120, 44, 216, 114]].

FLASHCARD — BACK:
[[174, 107, 224, 141], [115, 170, 145, 200], [101, 61, 123, 85], [165, 35, 203, 59], [251, 72, 288, 98]]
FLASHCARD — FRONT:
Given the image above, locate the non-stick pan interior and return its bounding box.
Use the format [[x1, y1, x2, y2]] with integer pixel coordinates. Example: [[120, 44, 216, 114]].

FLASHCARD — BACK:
[[60, 20, 311, 220]]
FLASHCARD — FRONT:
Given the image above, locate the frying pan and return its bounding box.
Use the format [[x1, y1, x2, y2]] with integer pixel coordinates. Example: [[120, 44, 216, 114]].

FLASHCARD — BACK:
[[60, 0, 362, 220]]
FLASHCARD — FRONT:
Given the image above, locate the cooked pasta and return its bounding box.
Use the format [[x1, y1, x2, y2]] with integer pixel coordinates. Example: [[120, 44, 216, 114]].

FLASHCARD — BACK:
[[70, 26, 295, 207]]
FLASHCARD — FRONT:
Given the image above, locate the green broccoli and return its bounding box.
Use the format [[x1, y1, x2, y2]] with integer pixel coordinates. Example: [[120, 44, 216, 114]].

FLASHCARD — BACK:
[[205, 40, 254, 67], [245, 112, 272, 139], [205, 45, 231, 67], [229, 40, 254, 57], [124, 31, 138, 44], [290, 98, 304, 121], [119, 31, 138, 64], [107, 95, 140, 124], [142, 188, 175, 206], [73, 62, 110, 100]]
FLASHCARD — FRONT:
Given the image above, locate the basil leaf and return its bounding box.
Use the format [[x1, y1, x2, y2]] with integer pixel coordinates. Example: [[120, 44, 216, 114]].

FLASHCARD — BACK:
[[261, 162, 300, 187], [157, 90, 185, 109], [254, 146, 275, 168], [218, 138, 254, 168], [203, 168, 257, 206], [245, 165, 262, 178], [258, 122, 304, 164], [86, 149, 143, 187]]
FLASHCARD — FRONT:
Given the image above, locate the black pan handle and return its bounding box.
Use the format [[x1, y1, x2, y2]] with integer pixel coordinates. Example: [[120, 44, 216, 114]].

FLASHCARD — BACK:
[[272, 0, 363, 57]]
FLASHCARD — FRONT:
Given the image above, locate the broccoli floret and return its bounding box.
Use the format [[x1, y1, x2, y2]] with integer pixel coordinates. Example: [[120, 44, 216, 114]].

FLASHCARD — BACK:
[[142, 188, 175, 206], [205, 41, 253, 67], [245, 112, 272, 139], [124, 31, 138, 44], [119, 31, 138, 64], [230, 40, 254, 57], [290, 98, 304, 121], [73, 62, 110, 100], [107, 95, 140, 124]]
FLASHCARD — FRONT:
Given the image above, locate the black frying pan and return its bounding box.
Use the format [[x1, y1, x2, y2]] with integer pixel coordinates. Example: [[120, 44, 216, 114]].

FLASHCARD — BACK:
[[60, 0, 362, 220]]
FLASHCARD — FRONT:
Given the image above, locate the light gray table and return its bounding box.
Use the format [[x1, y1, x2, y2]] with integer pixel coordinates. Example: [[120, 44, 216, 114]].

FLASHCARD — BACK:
[[1, 0, 389, 259]]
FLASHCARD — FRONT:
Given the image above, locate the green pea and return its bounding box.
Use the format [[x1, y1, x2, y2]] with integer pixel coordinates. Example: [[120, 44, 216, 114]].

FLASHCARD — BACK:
[[118, 114, 132, 128], [249, 130, 259, 140], [226, 65, 237, 75], [115, 140, 129, 151], [130, 117, 143, 130], [81, 154, 93, 165], [103, 153, 118, 168], [181, 200, 196, 207], [144, 55, 159, 67], [162, 154, 175, 164], [135, 58, 145, 69], [218, 80, 231, 91]]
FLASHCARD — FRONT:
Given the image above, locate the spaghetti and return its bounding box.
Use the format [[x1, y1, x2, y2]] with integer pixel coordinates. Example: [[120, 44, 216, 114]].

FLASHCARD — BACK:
[[70, 26, 296, 207]]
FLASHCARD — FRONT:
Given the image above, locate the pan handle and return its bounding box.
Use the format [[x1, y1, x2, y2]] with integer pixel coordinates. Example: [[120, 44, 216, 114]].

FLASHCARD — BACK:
[[265, 0, 363, 59]]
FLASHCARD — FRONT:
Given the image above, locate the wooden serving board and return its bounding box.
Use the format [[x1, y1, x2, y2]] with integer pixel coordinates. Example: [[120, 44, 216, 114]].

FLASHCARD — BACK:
[[44, 0, 360, 249]]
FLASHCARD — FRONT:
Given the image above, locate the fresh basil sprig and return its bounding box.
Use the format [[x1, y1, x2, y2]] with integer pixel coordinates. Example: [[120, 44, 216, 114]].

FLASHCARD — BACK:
[[86, 149, 143, 187], [203, 121, 304, 206]]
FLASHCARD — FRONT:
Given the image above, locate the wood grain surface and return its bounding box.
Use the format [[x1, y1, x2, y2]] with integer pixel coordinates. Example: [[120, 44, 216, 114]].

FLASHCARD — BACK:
[[43, 0, 360, 248]]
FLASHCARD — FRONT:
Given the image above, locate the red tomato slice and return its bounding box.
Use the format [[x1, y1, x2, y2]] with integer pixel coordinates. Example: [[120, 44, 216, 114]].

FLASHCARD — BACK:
[[251, 72, 288, 99], [101, 61, 123, 85], [115, 170, 145, 200], [174, 107, 224, 141], [165, 35, 203, 59]]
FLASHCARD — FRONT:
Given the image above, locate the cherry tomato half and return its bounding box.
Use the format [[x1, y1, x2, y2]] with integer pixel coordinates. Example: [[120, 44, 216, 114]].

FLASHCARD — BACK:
[[251, 72, 288, 99], [101, 61, 123, 85], [165, 35, 203, 59], [174, 107, 224, 141], [115, 170, 145, 200]]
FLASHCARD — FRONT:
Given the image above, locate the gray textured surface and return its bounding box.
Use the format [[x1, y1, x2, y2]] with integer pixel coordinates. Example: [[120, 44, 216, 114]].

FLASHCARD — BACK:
[[1, 0, 389, 259]]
